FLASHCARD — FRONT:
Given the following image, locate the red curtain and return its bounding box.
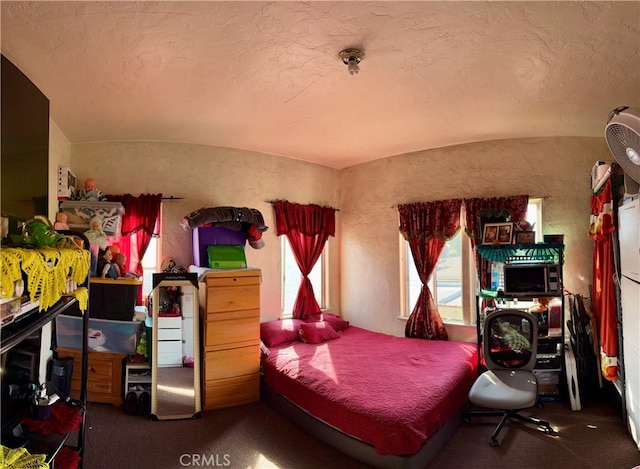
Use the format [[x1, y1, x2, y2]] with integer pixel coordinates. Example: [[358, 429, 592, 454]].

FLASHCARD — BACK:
[[463, 195, 529, 296], [589, 180, 618, 381], [398, 199, 462, 340], [273, 201, 336, 320], [107, 193, 162, 304]]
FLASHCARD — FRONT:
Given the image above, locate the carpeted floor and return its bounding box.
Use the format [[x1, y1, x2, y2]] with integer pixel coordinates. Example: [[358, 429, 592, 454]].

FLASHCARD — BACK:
[[83, 397, 640, 469]]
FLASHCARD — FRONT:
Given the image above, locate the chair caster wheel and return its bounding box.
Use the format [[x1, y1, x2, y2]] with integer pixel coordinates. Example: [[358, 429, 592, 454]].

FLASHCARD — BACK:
[[490, 438, 500, 448]]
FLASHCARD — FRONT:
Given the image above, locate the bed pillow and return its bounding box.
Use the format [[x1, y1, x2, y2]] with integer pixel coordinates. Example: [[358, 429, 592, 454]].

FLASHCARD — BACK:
[[321, 313, 350, 332], [299, 321, 340, 344], [260, 319, 304, 347]]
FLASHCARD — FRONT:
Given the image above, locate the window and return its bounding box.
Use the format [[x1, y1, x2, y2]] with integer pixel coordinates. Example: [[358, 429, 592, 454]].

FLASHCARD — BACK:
[[401, 199, 542, 324], [139, 209, 161, 301], [140, 234, 160, 300], [281, 237, 325, 317], [402, 229, 471, 324]]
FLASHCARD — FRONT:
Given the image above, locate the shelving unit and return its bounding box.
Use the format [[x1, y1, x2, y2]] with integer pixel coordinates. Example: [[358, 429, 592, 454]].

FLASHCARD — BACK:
[[0, 237, 91, 467], [475, 242, 565, 399], [124, 359, 152, 395]]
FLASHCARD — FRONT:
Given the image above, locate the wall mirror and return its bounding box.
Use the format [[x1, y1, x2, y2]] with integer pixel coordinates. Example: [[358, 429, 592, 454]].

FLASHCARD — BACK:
[[150, 273, 201, 420]]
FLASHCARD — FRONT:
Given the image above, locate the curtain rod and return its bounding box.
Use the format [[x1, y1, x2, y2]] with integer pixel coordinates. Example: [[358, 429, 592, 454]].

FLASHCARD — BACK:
[[162, 196, 184, 200]]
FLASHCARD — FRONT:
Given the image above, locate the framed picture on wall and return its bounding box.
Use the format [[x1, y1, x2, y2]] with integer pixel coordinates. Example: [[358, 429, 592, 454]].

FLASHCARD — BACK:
[[482, 222, 513, 245]]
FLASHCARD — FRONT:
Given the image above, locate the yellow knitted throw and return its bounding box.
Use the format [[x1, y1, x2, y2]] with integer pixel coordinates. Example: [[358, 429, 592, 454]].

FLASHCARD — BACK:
[[0, 445, 48, 469], [0, 247, 90, 312]]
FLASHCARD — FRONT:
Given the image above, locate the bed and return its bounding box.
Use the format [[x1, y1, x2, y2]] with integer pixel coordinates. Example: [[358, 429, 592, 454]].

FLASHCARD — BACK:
[[260, 316, 478, 469]]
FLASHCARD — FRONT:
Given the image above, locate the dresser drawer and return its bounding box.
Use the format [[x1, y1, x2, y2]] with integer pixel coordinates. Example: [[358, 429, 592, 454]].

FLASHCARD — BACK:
[[204, 345, 260, 381], [157, 327, 182, 341], [156, 351, 182, 366], [158, 340, 182, 354], [158, 316, 182, 328], [204, 374, 260, 409], [204, 314, 260, 349], [206, 272, 261, 288], [206, 285, 259, 312]]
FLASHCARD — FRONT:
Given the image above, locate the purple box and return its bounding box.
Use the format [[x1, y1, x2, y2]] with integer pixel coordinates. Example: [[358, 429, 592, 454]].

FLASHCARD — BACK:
[[192, 226, 247, 267]]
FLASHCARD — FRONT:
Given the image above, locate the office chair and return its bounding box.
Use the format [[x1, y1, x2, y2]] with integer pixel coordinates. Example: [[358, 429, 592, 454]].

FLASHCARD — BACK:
[[464, 309, 554, 447]]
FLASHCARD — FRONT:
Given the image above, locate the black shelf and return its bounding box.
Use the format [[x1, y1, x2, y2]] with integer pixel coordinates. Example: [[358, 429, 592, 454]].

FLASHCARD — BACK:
[[476, 242, 564, 263], [478, 289, 563, 301], [475, 242, 566, 400], [1, 297, 77, 354], [1, 405, 83, 465], [1, 235, 90, 468]]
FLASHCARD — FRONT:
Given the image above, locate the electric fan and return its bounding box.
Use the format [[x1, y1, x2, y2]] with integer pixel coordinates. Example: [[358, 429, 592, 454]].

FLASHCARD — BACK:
[[605, 106, 640, 194]]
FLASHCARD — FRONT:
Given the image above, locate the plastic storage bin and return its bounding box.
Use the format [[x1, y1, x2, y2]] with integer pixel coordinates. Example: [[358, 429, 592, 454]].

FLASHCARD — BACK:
[[89, 278, 142, 321], [55, 314, 142, 354]]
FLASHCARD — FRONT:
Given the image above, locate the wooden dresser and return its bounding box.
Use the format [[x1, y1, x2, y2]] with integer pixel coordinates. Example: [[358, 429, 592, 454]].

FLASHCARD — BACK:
[[199, 268, 261, 410], [57, 347, 126, 405]]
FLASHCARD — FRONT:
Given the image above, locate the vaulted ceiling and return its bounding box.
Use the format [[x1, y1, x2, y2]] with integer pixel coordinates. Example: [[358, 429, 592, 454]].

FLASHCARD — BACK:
[[1, 1, 639, 169]]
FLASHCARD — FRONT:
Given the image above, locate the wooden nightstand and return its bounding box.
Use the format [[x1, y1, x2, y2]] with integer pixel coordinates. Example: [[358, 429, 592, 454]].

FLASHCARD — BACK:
[[56, 347, 126, 405]]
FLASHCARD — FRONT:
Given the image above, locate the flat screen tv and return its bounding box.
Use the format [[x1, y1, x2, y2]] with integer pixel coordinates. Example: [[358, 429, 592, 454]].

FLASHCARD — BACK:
[[1, 54, 49, 241]]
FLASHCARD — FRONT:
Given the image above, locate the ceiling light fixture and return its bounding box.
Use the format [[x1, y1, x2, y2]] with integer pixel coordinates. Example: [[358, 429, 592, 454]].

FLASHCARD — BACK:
[[339, 48, 364, 76]]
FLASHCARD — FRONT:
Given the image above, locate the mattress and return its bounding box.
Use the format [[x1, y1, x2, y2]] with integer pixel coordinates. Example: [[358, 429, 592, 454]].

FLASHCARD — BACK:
[[261, 326, 478, 456]]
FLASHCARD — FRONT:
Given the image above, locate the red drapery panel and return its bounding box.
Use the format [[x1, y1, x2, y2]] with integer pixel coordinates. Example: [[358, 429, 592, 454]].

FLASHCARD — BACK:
[[463, 195, 529, 293], [273, 201, 336, 320], [398, 199, 462, 340], [107, 193, 162, 304], [589, 180, 618, 381]]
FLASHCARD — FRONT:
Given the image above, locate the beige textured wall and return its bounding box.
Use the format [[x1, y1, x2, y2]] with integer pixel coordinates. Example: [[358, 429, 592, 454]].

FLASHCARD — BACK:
[[340, 137, 611, 338], [48, 120, 71, 218], [41, 121, 72, 381], [70, 142, 340, 321], [68, 137, 611, 337]]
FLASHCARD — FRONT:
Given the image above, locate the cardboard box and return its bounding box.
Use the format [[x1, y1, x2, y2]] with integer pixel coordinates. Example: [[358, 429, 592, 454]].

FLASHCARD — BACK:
[[57, 166, 76, 200], [207, 245, 247, 269]]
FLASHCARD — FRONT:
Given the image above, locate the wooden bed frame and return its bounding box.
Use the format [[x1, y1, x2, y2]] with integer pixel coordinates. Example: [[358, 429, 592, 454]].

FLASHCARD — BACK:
[[261, 381, 463, 469]]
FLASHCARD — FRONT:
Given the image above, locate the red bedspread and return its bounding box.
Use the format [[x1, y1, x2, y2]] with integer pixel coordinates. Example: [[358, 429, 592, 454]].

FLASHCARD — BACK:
[[262, 326, 478, 456]]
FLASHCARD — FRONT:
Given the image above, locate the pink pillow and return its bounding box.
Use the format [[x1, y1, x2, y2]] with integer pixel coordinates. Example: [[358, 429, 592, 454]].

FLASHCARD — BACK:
[[321, 313, 350, 332], [260, 319, 304, 347], [299, 321, 340, 344]]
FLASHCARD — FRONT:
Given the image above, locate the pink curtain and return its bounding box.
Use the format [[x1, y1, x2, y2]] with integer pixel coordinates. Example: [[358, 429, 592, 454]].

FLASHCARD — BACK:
[[589, 180, 618, 381], [463, 195, 529, 295], [107, 193, 162, 304], [398, 199, 462, 340], [273, 201, 337, 320]]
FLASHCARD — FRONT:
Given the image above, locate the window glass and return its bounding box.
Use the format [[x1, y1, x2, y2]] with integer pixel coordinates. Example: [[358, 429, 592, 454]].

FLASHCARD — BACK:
[[282, 237, 324, 317], [140, 234, 159, 300], [140, 212, 161, 301]]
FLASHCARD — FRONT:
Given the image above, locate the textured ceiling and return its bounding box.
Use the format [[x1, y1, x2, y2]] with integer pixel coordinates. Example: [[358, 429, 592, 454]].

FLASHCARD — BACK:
[[1, 1, 639, 169]]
